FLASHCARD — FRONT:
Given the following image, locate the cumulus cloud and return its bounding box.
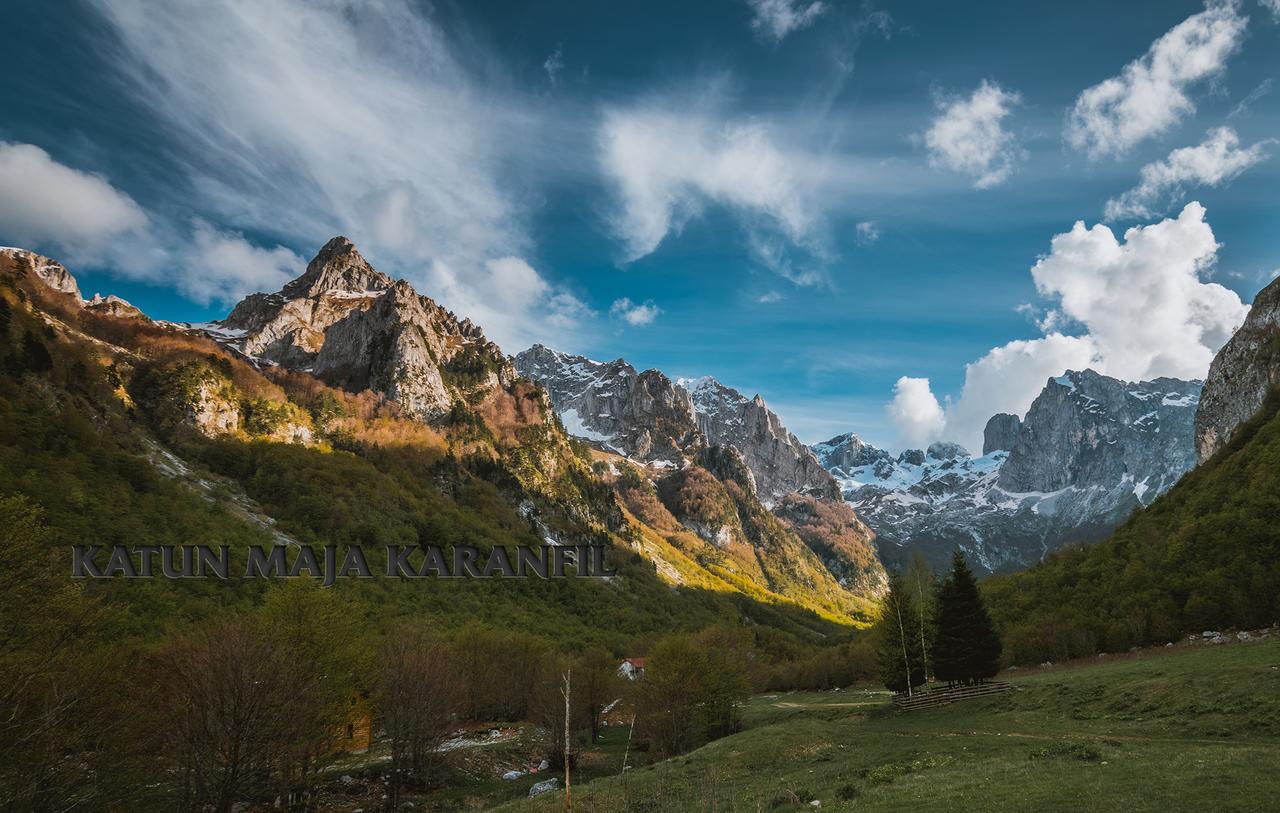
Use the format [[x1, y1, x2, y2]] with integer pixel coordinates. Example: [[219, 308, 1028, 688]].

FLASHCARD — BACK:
[[1261, 0, 1280, 19], [1104, 127, 1273, 220], [0, 142, 149, 257], [943, 334, 1098, 452], [887, 376, 946, 450], [922, 80, 1024, 189], [891, 203, 1248, 451], [0, 142, 305, 304], [598, 99, 819, 273], [747, 0, 826, 43], [1065, 1, 1247, 159], [178, 221, 304, 305], [1030, 201, 1245, 379], [609, 297, 661, 326], [88, 0, 581, 349]]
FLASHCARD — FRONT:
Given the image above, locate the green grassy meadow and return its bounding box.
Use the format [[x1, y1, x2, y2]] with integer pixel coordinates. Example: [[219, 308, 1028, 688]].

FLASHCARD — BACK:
[[492, 639, 1280, 812]]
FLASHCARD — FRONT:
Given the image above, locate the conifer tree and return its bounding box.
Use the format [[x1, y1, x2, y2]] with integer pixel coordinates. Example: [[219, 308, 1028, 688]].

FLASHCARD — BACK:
[[932, 550, 1003, 685], [875, 571, 926, 694]]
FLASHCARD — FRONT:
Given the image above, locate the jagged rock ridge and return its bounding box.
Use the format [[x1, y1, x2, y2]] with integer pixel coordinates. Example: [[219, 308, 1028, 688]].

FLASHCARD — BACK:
[[513, 344, 701, 463], [514, 345, 838, 505]]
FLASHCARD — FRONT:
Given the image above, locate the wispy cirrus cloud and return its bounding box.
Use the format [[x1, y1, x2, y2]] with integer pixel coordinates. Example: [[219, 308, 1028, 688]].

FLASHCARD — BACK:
[[86, 0, 583, 350], [1065, 0, 1247, 159], [746, 0, 826, 43]]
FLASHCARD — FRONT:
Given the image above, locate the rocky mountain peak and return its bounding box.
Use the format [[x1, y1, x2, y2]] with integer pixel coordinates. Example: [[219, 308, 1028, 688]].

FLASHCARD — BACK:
[[516, 347, 838, 504], [0, 247, 82, 302], [927, 441, 969, 461], [513, 347, 696, 462], [997, 370, 1200, 494], [211, 238, 514, 421], [982, 413, 1022, 454], [811, 433, 892, 471], [1196, 274, 1280, 461], [280, 235, 393, 300]]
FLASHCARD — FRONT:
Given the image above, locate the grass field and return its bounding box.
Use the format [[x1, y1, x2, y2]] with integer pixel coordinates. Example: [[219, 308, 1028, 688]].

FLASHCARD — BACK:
[[491, 639, 1280, 812]]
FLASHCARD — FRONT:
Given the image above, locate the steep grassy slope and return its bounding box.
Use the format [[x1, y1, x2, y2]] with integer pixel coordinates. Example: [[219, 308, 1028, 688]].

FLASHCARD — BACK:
[[497, 640, 1280, 812], [984, 389, 1280, 665]]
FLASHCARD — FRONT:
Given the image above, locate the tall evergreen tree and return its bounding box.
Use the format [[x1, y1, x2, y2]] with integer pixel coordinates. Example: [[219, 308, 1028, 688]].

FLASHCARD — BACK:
[[875, 572, 926, 695], [932, 551, 1003, 685]]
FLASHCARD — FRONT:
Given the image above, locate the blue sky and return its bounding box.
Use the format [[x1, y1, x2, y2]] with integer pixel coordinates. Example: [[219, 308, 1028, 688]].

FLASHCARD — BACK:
[[1, 0, 1277, 450]]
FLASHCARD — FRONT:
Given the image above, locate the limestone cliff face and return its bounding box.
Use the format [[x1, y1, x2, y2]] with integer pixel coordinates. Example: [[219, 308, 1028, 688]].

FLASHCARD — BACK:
[[982, 413, 1021, 454], [0, 248, 82, 301], [997, 370, 1198, 496], [217, 237, 515, 421], [513, 344, 702, 463], [513, 344, 837, 504], [1196, 274, 1280, 461], [684, 377, 839, 505]]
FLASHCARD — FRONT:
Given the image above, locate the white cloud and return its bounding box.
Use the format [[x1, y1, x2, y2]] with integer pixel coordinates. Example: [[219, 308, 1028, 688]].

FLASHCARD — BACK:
[[944, 334, 1098, 451], [1065, 1, 1247, 158], [922, 80, 1024, 189], [1104, 127, 1273, 220], [892, 203, 1248, 451], [543, 45, 564, 85], [756, 290, 784, 304], [609, 297, 661, 326], [0, 142, 304, 304], [1029, 201, 1245, 379], [0, 142, 149, 258], [427, 257, 591, 350], [747, 0, 826, 43], [1261, 0, 1280, 20], [598, 100, 817, 269], [887, 376, 946, 450], [179, 221, 305, 305], [855, 220, 881, 245], [89, 0, 580, 347]]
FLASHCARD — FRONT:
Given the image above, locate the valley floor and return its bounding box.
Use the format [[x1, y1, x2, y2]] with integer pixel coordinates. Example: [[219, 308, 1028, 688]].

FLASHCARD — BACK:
[[489, 639, 1280, 813]]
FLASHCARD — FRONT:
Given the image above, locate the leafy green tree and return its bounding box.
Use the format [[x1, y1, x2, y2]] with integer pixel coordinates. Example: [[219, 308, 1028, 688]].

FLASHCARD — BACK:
[[905, 551, 937, 679], [576, 646, 620, 742], [875, 572, 926, 695], [932, 551, 1003, 685]]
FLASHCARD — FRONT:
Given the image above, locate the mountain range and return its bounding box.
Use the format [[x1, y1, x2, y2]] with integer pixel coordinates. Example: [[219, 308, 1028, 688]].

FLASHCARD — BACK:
[[0, 239, 883, 625], [813, 371, 1202, 573], [516, 339, 1203, 576]]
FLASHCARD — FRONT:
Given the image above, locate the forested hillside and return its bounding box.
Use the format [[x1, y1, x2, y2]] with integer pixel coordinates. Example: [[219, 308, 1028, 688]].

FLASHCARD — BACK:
[[985, 388, 1280, 665]]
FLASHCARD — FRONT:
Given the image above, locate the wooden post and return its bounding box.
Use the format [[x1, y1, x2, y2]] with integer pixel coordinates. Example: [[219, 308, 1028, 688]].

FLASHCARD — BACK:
[[562, 668, 572, 811]]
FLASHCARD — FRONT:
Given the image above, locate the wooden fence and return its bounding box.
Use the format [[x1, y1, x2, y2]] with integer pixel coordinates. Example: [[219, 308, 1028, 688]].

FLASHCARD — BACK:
[[891, 681, 1014, 711]]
